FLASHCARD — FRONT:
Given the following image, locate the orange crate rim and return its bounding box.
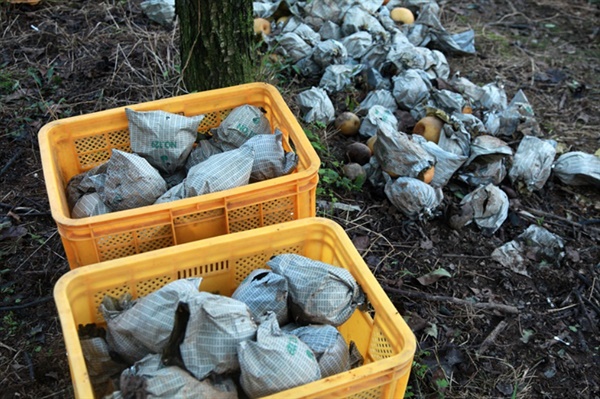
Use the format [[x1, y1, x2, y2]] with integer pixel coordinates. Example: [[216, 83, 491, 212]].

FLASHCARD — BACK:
[[54, 217, 416, 399], [39, 83, 321, 268]]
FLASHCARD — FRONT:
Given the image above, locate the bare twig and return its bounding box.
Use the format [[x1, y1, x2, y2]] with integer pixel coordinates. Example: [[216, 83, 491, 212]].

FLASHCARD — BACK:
[[547, 304, 578, 313], [382, 285, 520, 314], [0, 341, 16, 352], [520, 207, 600, 234], [576, 271, 600, 304], [477, 320, 509, 356], [0, 296, 53, 312], [442, 254, 489, 259], [0, 148, 24, 178], [574, 289, 598, 334], [581, 295, 600, 319], [15, 230, 58, 272], [39, 389, 71, 399], [23, 352, 34, 381]]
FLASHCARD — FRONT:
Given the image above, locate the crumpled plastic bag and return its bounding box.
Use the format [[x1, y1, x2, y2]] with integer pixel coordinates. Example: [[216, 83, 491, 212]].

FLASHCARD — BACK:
[[319, 64, 359, 94], [212, 105, 272, 151], [312, 39, 348, 69], [356, 89, 398, 115], [71, 192, 112, 218], [155, 146, 254, 204], [319, 20, 342, 40], [484, 109, 520, 137], [185, 104, 272, 171], [509, 135, 557, 192], [384, 177, 443, 219], [294, 56, 323, 78], [392, 68, 432, 110], [241, 129, 299, 182], [361, 42, 390, 71], [302, 0, 353, 30], [431, 89, 466, 114], [140, 0, 175, 27], [253, 0, 282, 19], [163, 168, 187, 189], [449, 75, 508, 112], [100, 278, 202, 364], [552, 151, 600, 187], [359, 66, 392, 91], [97, 150, 167, 212], [485, 89, 541, 137], [458, 135, 513, 186], [78, 334, 128, 398], [184, 139, 224, 171], [508, 90, 537, 117], [117, 354, 238, 399], [126, 108, 204, 175], [232, 268, 289, 326], [358, 104, 398, 138], [363, 156, 387, 189], [373, 123, 435, 179], [296, 87, 335, 124], [341, 31, 373, 60], [413, 134, 467, 188], [465, 135, 513, 166], [267, 253, 365, 326], [275, 32, 314, 62], [385, 41, 418, 72], [341, 5, 388, 39], [387, 43, 449, 79], [288, 324, 350, 378], [282, 19, 321, 47], [437, 116, 472, 157], [65, 162, 108, 211], [181, 292, 257, 380], [478, 80, 508, 112], [449, 72, 486, 105], [452, 112, 485, 137], [405, 2, 476, 55], [238, 313, 321, 398], [460, 183, 509, 234], [491, 224, 565, 277], [78, 162, 109, 190]]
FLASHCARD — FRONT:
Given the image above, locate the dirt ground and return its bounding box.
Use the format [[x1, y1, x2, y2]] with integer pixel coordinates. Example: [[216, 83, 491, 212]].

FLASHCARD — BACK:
[[0, 0, 599, 398]]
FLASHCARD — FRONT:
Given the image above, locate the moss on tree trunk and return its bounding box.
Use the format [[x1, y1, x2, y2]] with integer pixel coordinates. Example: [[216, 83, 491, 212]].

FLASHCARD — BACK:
[[176, 0, 254, 92]]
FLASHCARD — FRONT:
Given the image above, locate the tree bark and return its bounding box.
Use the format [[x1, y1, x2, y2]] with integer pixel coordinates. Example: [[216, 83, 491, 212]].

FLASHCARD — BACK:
[[176, 0, 254, 92]]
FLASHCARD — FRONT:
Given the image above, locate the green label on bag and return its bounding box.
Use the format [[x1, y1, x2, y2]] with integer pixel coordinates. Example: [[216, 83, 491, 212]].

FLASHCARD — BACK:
[[286, 336, 298, 355], [236, 123, 257, 138], [151, 141, 178, 149]]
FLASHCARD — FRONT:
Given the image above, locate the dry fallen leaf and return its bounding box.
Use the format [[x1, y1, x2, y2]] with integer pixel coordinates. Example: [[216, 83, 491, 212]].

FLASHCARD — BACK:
[[417, 268, 452, 286]]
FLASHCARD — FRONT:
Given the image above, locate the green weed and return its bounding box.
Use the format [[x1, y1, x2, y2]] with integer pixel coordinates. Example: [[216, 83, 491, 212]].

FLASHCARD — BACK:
[[0, 66, 19, 95], [304, 123, 364, 207], [253, 42, 296, 86], [1, 312, 19, 337]]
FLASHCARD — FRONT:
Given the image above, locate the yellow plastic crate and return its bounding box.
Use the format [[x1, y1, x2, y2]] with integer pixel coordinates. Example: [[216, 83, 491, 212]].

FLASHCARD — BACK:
[[54, 217, 416, 399], [39, 83, 320, 269]]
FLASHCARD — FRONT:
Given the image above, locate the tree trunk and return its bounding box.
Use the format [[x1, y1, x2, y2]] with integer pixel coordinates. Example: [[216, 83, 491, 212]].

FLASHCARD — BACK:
[[176, 0, 255, 92]]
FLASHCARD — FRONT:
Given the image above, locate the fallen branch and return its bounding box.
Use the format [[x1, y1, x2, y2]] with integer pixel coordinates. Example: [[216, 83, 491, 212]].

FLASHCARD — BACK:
[[382, 285, 519, 314], [547, 304, 578, 313], [520, 207, 600, 235], [15, 230, 58, 272], [0, 148, 24, 178], [575, 272, 600, 305], [0, 341, 16, 352], [0, 296, 53, 312], [441, 254, 489, 259], [477, 320, 508, 356]]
